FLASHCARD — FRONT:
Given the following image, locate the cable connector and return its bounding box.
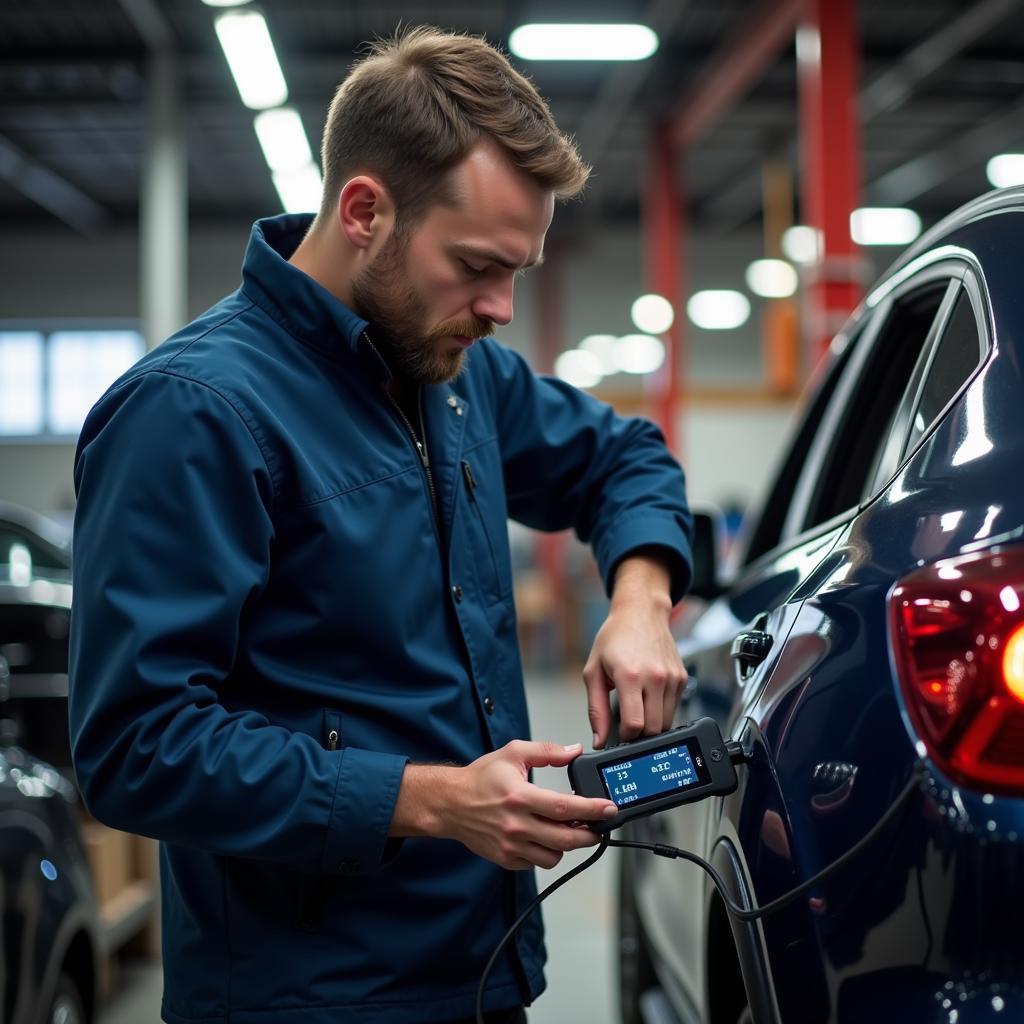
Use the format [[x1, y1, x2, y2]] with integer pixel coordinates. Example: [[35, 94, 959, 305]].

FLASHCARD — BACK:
[[653, 844, 680, 859], [725, 740, 750, 766]]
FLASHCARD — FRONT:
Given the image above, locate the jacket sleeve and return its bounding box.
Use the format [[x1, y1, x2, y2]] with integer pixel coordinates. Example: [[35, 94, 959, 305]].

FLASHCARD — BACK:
[[69, 370, 408, 876], [480, 341, 693, 602]]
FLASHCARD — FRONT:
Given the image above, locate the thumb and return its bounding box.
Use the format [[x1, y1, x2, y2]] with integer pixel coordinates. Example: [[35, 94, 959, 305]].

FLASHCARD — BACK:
[[516, 740, 585, 769]]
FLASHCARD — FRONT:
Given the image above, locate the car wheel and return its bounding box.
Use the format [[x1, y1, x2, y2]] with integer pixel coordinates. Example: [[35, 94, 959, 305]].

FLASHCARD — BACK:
[[617, 846, 657, 1024], [48, 973, 86, 1024]]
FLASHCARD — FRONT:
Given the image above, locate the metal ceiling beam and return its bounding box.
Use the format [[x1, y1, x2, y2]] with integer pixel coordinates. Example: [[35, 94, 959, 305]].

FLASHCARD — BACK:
[[859, 0, 1021, 119], [870, 95, 1024, 206], [116, 0, 173, 51], [699, 0, 1022, 229], [572, 0, 690, 170], [669, 0, 801, 150], [0, 133, 108, 233]]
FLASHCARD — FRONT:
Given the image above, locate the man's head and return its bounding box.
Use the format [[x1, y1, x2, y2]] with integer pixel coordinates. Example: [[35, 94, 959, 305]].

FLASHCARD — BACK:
[[310, 26, 589, 383]]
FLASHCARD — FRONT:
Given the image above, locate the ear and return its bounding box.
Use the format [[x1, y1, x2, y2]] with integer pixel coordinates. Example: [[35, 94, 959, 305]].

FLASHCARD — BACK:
[[337, 175, 395, 251]]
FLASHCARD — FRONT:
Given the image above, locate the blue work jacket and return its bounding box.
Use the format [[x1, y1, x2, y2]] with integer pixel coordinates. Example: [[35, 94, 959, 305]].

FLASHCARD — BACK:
[[68, 214, 692, 1024]]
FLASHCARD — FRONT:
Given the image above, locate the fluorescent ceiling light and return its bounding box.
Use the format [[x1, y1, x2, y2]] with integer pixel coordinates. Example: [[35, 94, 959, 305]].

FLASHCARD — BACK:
[[555, 349, 603, 388], [630, 294, 674, 334], [272, 164, 323, 214], [201, 0, 252, 6], [687, 290, 751, 330], [509, 24, 658, 61], [254, 108, 314, 174], [214, 10, 288, 110], [613, 334, 665, 375], [746, 259, 798, 298], [987, 154, 1024, 189], [850, 207, 921, 246], [579, 334, 619, 376], [781, 225, 821, 265]]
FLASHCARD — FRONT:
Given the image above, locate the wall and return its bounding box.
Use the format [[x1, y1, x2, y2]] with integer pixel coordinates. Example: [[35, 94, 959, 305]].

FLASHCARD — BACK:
[[0, 219, 820, 516]]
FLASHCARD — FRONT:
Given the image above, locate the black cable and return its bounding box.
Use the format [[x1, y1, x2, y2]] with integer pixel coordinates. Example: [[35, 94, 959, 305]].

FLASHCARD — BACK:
[[475, 838, 611, 1024], [610, 760, 926, 921], [475, 760, 926, 1021]]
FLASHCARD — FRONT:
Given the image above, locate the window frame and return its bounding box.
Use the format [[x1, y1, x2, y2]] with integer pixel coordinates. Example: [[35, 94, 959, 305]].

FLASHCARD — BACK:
[[0, 318, 145, 444]]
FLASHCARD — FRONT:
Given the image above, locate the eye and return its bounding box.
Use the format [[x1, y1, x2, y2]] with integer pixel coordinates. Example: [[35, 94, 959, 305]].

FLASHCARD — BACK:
[[460, 260, 486, 277]]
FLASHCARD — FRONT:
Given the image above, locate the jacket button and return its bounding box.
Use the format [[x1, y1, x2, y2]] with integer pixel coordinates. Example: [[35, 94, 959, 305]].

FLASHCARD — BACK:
[[452, 584, 464, 603], [483, 697, 495, 715]]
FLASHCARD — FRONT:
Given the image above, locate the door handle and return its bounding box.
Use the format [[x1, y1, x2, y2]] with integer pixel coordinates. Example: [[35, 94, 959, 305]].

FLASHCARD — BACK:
[[731, 628, 773, 680]]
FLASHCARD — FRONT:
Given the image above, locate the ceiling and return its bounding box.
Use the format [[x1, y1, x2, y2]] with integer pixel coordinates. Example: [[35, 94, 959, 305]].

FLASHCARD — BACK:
[[3, 0, 1024, 241]]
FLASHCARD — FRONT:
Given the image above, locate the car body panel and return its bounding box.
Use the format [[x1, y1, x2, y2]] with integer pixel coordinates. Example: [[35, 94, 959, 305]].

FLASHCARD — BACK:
[[621, 189, 1024, 1024]]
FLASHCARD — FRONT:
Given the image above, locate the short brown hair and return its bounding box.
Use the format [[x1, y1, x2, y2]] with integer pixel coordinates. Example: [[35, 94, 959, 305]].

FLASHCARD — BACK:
[[317, 25, 590, 228]]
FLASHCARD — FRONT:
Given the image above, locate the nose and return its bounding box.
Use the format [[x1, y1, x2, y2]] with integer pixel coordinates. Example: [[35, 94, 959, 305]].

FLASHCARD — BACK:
[[472, 277, 515, 327]]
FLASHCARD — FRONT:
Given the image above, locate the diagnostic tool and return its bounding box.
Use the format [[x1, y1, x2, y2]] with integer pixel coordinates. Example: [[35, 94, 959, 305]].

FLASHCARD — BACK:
[[567, 718, 738, 832]]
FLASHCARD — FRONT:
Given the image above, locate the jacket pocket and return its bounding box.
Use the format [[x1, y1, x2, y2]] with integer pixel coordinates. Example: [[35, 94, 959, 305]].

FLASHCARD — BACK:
[[294, 710, 344, 931], [462, 458, 510, 601]]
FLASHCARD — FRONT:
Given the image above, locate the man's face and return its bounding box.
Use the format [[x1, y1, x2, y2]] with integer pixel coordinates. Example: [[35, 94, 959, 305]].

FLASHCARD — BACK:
[[352, 140, 554, 384]]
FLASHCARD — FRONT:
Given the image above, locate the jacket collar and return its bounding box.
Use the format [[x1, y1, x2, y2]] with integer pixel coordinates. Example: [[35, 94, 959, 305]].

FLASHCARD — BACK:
[[240, 213, 369, 361]]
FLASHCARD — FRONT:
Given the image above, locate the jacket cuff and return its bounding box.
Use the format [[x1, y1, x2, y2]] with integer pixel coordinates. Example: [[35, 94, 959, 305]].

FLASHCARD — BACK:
[[596, 512, 693, 605], [320, 748, 409, 876]]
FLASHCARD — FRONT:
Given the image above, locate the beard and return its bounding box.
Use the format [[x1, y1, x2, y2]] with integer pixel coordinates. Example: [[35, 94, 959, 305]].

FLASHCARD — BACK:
[[351, 232, 494, 385]]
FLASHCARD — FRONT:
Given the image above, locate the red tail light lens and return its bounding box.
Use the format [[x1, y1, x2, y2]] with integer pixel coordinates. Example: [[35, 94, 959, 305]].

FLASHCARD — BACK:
[[890, 546, 1024, 792]]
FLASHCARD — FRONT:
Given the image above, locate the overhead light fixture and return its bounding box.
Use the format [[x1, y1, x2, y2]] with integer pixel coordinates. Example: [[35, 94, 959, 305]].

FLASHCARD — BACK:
[[254, 107, 314, 173], [214, 10, 288, 110], [986, 154, 1024, 189], [201, 0, 252, 6], [272, 164, 323, 214], [746, 259, 798, 298], [630, 294, 674, 335], [509, 24, 658, 61], [554, 349, 604, 388], [612, 334, 665, 375], [579, 334, 619, 376], [781, 225, 821, 265], [686, 290, 751, 330], [850, 207, 921, 246]]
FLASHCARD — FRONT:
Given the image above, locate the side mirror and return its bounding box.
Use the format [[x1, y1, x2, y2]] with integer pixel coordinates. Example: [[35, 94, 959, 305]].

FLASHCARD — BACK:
[[688, 506, 726, 600]]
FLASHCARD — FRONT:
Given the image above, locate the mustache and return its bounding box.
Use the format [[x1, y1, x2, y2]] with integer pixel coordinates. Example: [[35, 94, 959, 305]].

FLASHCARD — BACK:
[[428, 316, 494, 342]]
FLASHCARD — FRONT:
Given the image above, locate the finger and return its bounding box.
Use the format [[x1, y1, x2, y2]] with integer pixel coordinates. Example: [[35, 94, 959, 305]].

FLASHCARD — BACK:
[[617, 680, 645, 741], [513, 740, 587, 770], [520, 842, 563, 871], [527, 786, 617, 823], [662, 674, 679, 733], [644, 673, 670, 735], [529, 819, 603, 852], [582, 661, 612, 749]]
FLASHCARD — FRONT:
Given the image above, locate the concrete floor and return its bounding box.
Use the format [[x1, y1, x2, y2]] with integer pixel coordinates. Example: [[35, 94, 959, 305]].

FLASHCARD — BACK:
[[101, 674, 619, 1024]]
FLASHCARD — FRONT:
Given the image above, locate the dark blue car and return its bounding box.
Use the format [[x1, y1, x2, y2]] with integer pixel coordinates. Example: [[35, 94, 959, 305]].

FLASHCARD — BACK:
[[618, 186, 1024, 1024]]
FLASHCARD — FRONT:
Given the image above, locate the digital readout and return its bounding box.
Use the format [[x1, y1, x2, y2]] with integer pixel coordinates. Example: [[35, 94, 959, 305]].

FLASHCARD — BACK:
[[599, 743, 703, 808]]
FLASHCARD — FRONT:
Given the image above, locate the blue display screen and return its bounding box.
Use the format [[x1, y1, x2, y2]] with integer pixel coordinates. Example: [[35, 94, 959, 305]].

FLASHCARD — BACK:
[[599, 742, 705, 809]]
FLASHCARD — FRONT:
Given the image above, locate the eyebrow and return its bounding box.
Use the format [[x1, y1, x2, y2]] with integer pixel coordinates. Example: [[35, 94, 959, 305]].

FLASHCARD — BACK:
[[454, 245, 545, 271]]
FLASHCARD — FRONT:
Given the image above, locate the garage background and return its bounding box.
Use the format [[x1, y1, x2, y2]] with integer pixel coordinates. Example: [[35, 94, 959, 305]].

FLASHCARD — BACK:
[[2, 1, 1024, 1021]]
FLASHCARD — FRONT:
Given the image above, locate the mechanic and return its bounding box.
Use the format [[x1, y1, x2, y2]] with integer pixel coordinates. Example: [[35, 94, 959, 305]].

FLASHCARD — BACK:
[[68, 25, 693, 1024]]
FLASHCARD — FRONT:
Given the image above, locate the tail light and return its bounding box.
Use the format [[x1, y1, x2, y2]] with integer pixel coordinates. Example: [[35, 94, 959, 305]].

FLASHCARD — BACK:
[[890, 545, 1024, 792]]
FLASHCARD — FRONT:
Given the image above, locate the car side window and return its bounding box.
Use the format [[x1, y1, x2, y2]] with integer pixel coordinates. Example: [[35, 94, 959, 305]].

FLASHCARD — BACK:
[[799, 280, 950, 533], [902, 290, 984, 457]]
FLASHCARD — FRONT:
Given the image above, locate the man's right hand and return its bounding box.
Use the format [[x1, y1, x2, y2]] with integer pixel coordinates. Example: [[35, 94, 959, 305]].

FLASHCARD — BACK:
[[391, 740, 618, 870]]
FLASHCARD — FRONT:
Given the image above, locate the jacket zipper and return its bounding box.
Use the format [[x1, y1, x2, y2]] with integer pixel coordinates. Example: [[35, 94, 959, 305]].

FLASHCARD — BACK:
[[362, 332, 441, 537]]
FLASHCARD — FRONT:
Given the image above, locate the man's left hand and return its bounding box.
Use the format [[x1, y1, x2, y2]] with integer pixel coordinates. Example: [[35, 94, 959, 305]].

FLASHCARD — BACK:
[[582, 553, 687, 749]]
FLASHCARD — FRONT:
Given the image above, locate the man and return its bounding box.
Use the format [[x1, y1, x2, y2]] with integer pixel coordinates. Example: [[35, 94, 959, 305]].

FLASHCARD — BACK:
[[69, 26, 692, 1024]]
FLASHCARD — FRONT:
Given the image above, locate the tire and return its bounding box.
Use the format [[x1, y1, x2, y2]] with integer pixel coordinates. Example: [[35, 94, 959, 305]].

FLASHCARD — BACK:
[[48, 972, 86, 1024], [617, 846, 658, 1024]]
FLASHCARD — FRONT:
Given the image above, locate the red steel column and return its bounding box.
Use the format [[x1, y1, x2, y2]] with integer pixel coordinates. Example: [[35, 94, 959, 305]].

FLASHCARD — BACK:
[[646, 124, 686, 456], [797, 0, 864, 366]]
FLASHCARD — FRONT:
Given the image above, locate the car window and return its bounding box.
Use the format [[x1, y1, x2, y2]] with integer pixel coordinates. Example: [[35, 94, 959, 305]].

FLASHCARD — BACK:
[[902, 290, 984, 457], [739, 331, 857, 567], [799, 280, 950, 533]]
